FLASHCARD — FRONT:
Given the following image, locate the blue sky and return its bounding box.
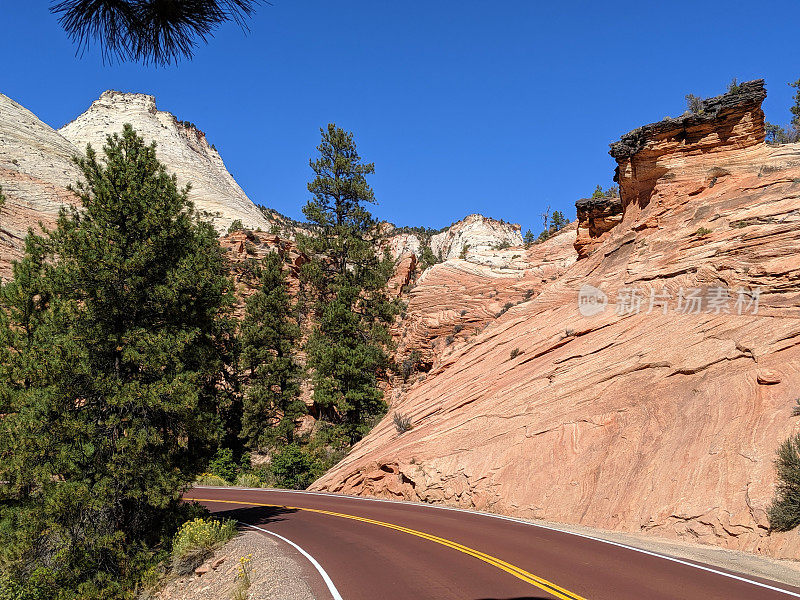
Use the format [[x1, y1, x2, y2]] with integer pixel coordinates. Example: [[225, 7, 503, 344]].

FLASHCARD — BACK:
[[2, 1, 799, 234]]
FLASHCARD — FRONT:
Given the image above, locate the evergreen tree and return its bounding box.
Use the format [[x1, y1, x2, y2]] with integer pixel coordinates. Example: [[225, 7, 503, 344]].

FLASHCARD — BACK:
[[523, 229, 535, 248], [240, 252, 304, 451], [0, 125, 234, 598], [551, 211, 568, 231], [768, 433, 800, 532], [51, 0, 260, 66], [299, 124, 397, 444], [790, 78, 800, 132], [418, 245, 440, 271]]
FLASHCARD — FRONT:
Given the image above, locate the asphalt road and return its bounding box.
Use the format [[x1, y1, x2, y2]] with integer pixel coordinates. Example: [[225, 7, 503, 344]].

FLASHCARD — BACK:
[[186, 487, 800, 600]]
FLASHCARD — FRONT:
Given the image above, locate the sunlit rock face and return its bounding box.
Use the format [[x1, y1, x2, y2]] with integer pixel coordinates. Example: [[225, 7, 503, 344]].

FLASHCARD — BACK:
[[0, 93, 80, 280], [314, 80, 800, 560], [430, 214, 523, 260], [59, 90, 270, 234]]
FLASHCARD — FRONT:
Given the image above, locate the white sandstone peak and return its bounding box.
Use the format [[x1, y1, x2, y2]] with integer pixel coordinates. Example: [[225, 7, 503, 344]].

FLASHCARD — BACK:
[[59, 90, 269, 233]]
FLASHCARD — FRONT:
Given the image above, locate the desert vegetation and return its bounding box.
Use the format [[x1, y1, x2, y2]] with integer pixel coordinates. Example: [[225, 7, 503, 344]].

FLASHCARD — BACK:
[[768, 398, 800, 532], [0, 122, 398, 598]]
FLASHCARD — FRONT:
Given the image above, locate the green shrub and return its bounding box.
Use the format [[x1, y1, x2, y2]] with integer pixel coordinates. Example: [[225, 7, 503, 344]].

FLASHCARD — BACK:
[[208, 447, 237, 483], [768, 434, 800, 532], [459, 243, 470, 259], [685, 93, 704, 114], [235, 472, 262, 488], [228, 219, 244, 234], [195, 473, 229, 486], [393, 412, 413, 434], [171, 518, 237, 576], [510, 348, 521, 359], [270, 444, 318, 490], [0, 568, 58, 600], [692, 227, 712, 238], [400, 350, 421, 381]]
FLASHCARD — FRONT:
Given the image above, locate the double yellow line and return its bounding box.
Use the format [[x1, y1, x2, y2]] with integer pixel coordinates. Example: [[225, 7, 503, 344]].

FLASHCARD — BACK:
[[193, 497, 587, 600]]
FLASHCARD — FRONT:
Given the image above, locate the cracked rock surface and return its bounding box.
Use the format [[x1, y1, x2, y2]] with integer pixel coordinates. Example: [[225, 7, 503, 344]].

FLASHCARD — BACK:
[[314, 82, 800, 560]]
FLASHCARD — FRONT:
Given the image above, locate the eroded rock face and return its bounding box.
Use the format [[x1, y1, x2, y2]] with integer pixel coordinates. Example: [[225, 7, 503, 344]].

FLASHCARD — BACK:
[[430, 214, 523, 260], [387, 253, 417, 298], [0, 94, 80, 280], [314, 83, 800, 560], [610, 79, 768, 226], [574, 80, 769, 260], [574, 195, 623, 259], [219, 230, 307, 318], [387, 228, 577, 401], [59, 91, 269, 234]]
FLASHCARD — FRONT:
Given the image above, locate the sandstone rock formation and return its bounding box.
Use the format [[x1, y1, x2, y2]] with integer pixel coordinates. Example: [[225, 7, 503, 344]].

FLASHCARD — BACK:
[[380, 215, 524, 264], [219, 230, 307, 318], [59, 90, 270, 234], [314, 80, 800, 560], [430, 214, 523, 260], [574, 194, 622, 259], [0, 93, 80, 280]]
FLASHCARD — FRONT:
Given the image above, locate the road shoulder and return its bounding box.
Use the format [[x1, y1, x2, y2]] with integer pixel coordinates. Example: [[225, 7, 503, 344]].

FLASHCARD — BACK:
[[151, 529, 320, 600], [524, 518, 800, 589]]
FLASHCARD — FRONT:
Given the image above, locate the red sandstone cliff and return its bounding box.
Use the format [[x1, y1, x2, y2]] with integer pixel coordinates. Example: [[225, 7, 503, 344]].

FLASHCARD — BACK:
[[313, 80, 800, 560]]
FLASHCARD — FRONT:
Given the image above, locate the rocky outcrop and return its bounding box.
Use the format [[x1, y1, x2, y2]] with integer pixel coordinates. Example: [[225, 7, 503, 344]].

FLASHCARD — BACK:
[[219, 230, 307, 318], [610, 79, 767, 222], [387, 228, 577, 400], [429, 214, 523, 260], [574, 195, 623, 259], [314, 82, 800, 560], [0, 94, 81, 280], [59, 91, 270, 234], [574, 80, 769, 261], [387, 253, 417, 298]]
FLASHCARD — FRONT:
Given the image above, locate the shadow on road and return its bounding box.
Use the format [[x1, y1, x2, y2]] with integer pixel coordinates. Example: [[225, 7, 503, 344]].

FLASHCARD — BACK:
[[201, 504, 300, 528]]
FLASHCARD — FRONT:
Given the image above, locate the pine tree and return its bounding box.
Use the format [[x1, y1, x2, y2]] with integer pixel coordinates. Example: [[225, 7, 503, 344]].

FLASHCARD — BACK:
[[768, 434, 800, 532], [551, 211, 568, 231], [523, 229, 535, 248], [51, 0, 260, 66], [240, 252, 304, 451], [790, 78, 800, 133], [0, 125, 234, 598], [299, 124, 397, 444]]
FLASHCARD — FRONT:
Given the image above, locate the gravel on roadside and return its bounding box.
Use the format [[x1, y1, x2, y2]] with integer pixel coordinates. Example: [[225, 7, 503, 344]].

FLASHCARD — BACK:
[[151, 529, 318, 600]]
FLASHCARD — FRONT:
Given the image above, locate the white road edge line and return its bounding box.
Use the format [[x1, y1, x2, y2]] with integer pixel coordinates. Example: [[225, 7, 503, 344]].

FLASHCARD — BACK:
[[199, 486, 800, 598], [242, 521, 344, 600]]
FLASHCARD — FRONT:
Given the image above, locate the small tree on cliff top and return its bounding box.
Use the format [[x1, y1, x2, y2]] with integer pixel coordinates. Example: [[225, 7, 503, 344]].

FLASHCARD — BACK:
[[0, 125, 234, 597], [523, 229, 535, 248], [790, 78, 800, 132]]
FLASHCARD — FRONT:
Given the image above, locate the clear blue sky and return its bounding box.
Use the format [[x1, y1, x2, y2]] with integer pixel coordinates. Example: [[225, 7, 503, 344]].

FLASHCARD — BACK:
[[2, 1, 799, 233]]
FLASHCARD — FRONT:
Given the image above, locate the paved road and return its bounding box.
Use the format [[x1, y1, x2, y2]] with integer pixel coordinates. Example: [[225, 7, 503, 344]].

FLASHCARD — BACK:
[[186, 487, 800, 600]]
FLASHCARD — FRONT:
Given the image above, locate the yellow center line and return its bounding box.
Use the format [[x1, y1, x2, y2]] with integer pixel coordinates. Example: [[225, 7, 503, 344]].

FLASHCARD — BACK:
[[192, 497, 588, 600]]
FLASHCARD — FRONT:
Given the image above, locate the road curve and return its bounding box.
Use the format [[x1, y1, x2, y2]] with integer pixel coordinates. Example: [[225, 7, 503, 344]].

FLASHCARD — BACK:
[[186, 487, 800, 600]]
